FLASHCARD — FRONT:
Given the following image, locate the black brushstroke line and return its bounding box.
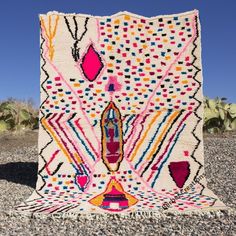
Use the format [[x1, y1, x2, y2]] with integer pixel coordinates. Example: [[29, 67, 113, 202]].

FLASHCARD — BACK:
[[78, 17, 89, 41], [141, 111, 183, 177], [73, 16, 78, 40], [122, 114, 130, 121], [190, 15, 205, 196], [35, 190, 44, 198], [16, 202, 39, 209], [36, 205, 58, 213], [37, 117, 53, 191], [50, 203, 74, 214], [64, 16, 76, 39], [37, 23, 53, 191], [64, 16, 89, 62], [51, 162, 64, 176], [20, 205, 47, 212], [210, 198, 218, 207], [55, 204, 78, 213], [38, 28, 62, 191], [32, 206, 50, 213]]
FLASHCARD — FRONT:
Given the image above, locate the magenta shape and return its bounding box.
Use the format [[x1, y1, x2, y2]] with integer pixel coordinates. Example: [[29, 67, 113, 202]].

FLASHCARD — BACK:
[[76, 174, 89, 190], [168, 161, 190, 188], [80, 44, 104, 81], [105, 76, 122, 92], [106, 154, 120, 163], [107, 142, 119, 154]]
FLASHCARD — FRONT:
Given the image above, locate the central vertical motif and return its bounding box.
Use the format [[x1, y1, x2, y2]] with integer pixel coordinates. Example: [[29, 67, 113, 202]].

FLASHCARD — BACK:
[[89, 101, 138, 212], [101, 101, 123, 172]]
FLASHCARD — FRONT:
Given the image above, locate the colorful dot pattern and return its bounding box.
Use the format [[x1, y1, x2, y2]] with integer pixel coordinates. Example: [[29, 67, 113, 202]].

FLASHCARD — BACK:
[[41, 14, 198, 121]]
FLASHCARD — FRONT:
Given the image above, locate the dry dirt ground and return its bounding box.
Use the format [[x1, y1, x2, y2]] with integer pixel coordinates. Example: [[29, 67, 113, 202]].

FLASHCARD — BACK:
[[0, 131, 235, 236]]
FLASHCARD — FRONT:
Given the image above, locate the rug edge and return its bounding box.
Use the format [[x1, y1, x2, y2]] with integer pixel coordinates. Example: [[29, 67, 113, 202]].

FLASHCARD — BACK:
[[38, 9, 199, 20], [6, 206, 235, 220]]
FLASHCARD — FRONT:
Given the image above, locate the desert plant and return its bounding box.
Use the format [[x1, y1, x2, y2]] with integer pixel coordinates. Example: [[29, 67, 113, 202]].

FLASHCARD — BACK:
[[203, 97, 236, 133], [0, 98, 39, 133]]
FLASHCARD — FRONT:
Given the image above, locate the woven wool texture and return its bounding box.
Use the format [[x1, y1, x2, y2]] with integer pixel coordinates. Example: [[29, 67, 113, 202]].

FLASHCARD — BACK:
[[17, 10, 226, 215]]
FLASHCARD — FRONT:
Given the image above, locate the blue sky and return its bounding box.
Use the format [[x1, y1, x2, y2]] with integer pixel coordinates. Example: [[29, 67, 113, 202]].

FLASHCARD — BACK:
[[0, 0, 235, 106]]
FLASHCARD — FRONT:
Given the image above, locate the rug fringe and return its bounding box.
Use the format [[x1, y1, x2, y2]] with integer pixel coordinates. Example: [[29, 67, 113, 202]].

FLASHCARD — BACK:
[[3, 206, 235, 221], [39, 10, 198, 20]]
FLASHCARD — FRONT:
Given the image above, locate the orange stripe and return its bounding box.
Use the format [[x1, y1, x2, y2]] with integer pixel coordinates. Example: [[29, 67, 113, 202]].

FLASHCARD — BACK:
[[40, 16, 59, 61], [42, 117, 81, 164], [145, 111, 179, 161], [52, 16, 59, 38], [40, 17, 50, 39], [74, 152, 82, 163], [129, 111, 162, 162]]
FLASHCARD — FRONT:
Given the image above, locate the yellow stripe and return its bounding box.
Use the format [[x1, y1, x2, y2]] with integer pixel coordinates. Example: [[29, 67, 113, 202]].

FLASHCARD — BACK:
[[40, 17, 50, 39], [129, 111, 162, 162], [42, 117, 81, 164], [52, 16, 59, 38], [49, 15, 52, 36], [40, 16, 59, 61], [74, 152, 82, 164], [146, 111, 179, 161]]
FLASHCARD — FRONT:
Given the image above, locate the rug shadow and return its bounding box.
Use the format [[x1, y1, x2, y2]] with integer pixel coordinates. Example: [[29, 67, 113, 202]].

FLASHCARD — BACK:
[[0, 162, 38, 188]]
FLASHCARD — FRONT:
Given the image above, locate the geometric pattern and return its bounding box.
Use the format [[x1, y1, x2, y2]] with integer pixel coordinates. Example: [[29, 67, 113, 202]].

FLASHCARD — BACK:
[[16, 10, 226, 215], [80, 44, 104, 81]]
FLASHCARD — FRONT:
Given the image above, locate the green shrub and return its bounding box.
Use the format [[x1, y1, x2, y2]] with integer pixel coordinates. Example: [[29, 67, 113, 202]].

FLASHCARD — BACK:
[[1, 97, 235, 134], [0, 98, 39, 133]]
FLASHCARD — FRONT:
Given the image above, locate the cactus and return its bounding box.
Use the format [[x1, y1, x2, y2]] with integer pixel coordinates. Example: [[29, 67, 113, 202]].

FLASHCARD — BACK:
[[0, 98, 39, 133], [0, 97, 235, 134], [203, 97, 236, 133], [0, 120, 10, 132]]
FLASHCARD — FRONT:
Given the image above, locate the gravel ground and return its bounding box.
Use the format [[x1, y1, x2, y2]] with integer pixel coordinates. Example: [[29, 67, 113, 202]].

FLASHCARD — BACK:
[[0, 132, 235, 236]]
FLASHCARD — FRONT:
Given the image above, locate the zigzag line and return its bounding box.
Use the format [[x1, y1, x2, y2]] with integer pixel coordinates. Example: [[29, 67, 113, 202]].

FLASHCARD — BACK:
[[31, 190, 43, 200], [39, 24, 49, 112], [92, 119, 98, 127], [124, 115, 140, 144], [37, 24, 53, 191], [122, 114, 129, 122], [126, 114, 149, 159], [190, 15, 205, 195], [124, 114, 135, 136]]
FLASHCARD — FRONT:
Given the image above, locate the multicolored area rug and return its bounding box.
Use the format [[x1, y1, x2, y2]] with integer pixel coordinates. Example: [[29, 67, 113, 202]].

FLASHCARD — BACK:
[[17, 10, 226, 216]]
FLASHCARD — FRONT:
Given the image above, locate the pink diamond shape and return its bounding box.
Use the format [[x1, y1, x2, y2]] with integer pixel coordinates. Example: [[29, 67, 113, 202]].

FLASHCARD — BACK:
[[80, 44, 104, 81]]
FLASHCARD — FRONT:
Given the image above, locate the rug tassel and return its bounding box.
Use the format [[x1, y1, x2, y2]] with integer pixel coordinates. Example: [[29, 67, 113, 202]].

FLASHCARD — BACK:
[[3, 206, 235, 221]]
